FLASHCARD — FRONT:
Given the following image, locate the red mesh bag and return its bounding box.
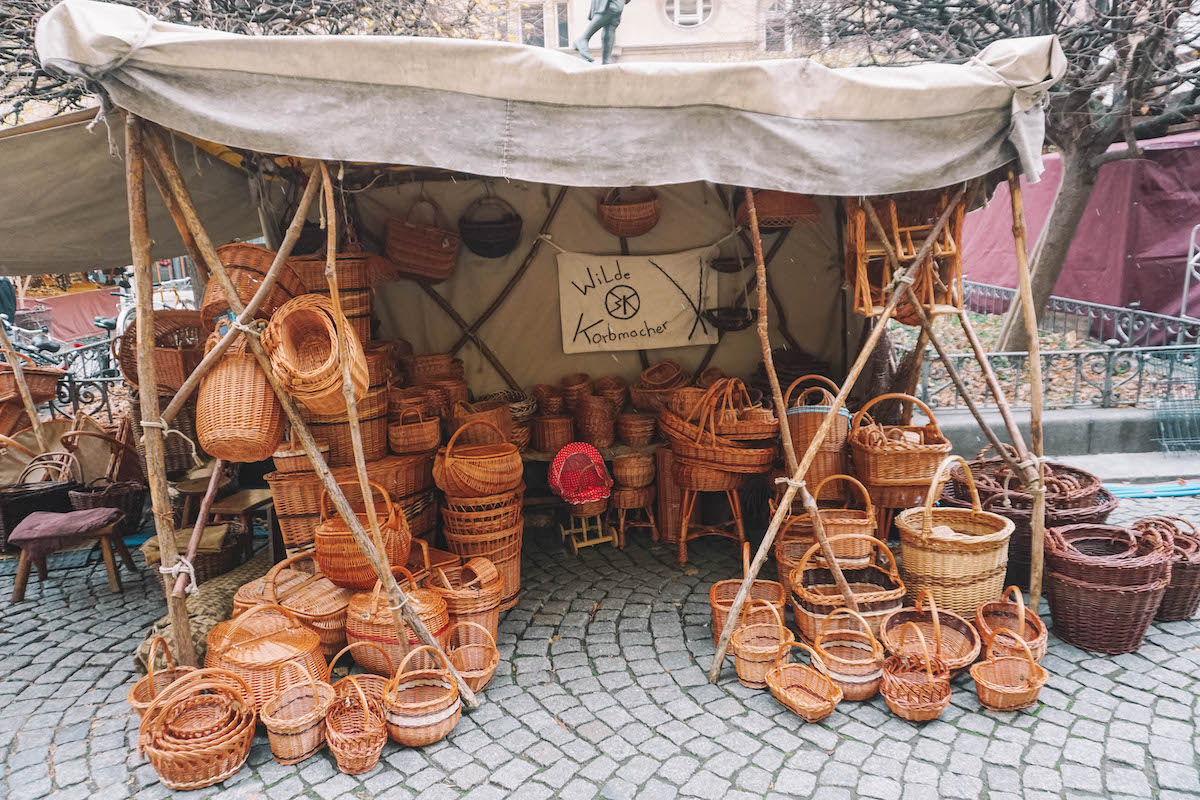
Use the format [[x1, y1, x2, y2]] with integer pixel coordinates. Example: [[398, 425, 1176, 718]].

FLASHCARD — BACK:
[[549, 443, 612, 504]]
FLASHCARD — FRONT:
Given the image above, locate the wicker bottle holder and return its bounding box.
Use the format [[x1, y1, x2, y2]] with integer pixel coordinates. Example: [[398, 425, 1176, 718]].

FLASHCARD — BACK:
[[313, 480, 412, 590], [259, 660, 336, 766], [200, 242, 307, 328], [444, 621, 501, 692], [788, 534, 906, 642], [325, 677, 387, 775], [127, 637, 196, 720], [389, 408, 442, 454], [382, 646, 463, 746], [813, 607, 885, 701], [433, 420, 524, 497], [710, 542, 787, 647], [386, 197, 461, 282], [766, 642, 843, 723], [597, 187, 661, 238], [974, 585, 1047, 662], [879, 589, 981, 675], [345, 567, 450, 675], [326, 641, 394, 705], [196, 331, 286, 463], [261, 294, 369, 416], [849, 392, 952, 508], [261, 552, 354, 657], [531, 415, 574, 453], [896, 456, 1015, 616], [731, 599, 794, 689], [969, 631, 1048, 712], [880, 623, 951, 722]]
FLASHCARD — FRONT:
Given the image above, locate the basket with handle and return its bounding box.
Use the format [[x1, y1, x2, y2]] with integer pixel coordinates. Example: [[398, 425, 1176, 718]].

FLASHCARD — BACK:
[[261, 552, 353, 657], [302, 385, 389, 466], [879, 589, 981, 675], [261, 294, 369, 416], [128, 637, 197, 720], [783, 375, 849, 494], [427, 559, 505, 639], [849, 393, 952, 508], [69, 479, 146, 536], [313, 480, 411, 590], [896, 456, 1014, 615], [788, 535, 906, 642], [974, 585, 1047, 662], [597, 187, 661, 238], [115, 310, 206, 393], [259, 660, 336, 765], [386, 196, 461, 282], [287, 247, 384, 291], [271, 441, 330, 474], [710, 542, 787, 647], [137, 668, 256, 791], [1045, 569, 1167, 654], [433, 419, 524, 497], [382, 645, 463, 746], [444, 620, 501, 692], [0, 351, 64, 405], [880, 623, 951, 722], [813, 607, 885, 701], [1045, 523, 1172, 588], [389, 408, 442, 454], [731, 599, 794, 689], [1135, 516, 1200, 621], [766, 641, 843, 722], [345, 566, 450, 674], [200, 242, 307, 328], [196, 330, 286, 463], [969, 630, 1048, 712], [450, 400, 515, 444], [326, 641, 394, 705], [784, 475, 878, 567], [325, 676, 387, 775]]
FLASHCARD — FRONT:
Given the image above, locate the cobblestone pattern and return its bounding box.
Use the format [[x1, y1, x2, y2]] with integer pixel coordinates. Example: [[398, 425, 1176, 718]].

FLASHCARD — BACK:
[[0, 497, 1198, 799]]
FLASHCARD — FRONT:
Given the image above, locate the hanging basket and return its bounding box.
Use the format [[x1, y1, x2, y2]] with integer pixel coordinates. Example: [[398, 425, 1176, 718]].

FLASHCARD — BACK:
[[766, 642, 843, 723], [261, 294, 369, 416], [597, 187, 661, 238], [878, 589, 981, 675], [731, 599, 794, 689], [459, 195, 523, 258], [813, 607, 885, 701], [196, 331, 286, 463], [879, 623, 951, 722], [969, 631, 1048, 712], [200, 242, 307, 329], [385, 197, 461, 282], [259, 660, 336, 766], [115, 310, 206, 393], [703, 306, 757, 333]]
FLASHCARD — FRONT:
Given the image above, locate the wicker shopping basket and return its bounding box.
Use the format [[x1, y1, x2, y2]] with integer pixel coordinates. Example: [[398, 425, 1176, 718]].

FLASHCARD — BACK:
[[813, 607, 885, 701], [382, 645, 463, 746], [326, 641, 393, 705], [127, 637, 196, 720], [710, 542, 787, 647], [196, 331, 285, 463], [326, 677, 387, 775], [879, 589, 981, 675], [444, 621, 501, 692], [313, 480, 412, 591], [259, 660, 336, 765], [731, 600, 794, 689], [345, 567, 450, 675], [974, 585, 1047, 662], [389, 408, 442, 455], [766, 642, 843, 723], [879, 623, 951, 722], [386, 197, 461, 282], [788, 535, 905, 642], [969, 631, 1048, 712], [433, 420, 524, 497], [849, 393, 952, 508]]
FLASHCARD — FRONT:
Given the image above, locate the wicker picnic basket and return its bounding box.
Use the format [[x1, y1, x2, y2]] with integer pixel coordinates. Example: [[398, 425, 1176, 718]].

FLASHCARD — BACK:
[[450, 401, 515, 444], [969, 631, 1048, 712], [115, 310, 205, 393], [205, 603, 327, 711], [1135, 517, 1200, 621], [813, 608, 885, 701], [850, 393, 952, 508], [260, 552, 353, 657], [444, 621, 500, 692], [426, 559, 505, 638], [434, 420, 524, 497], [880, 623, 951, 722], [974, 585, 1047, 662], [597, 187, 661, 237], [326, 677, 387, 775], [259, 660, 336, 765], [386, 197, 461, 282], [731, 600, 794, 689], [382, 646, 462, 746], [789, 535, 906, 642], [613, 452, 655, 488], [879, 590, 981, 675], [710, 542, 787, 647], [531, 415, 573, 453], [137, 668, 256, 790], [407, 538, 464, 586], [345, 567, 450, 675], [326, 642, 393, 705], [313, 481, 412, 590], [617, 412, 656, 447], [196, 331, 285, 462], [127, 637, 196, 720], [783, 376, 849, 494], [766, 642, 843, 722], [261, 294, 368, 416], [272, 441, 330, 474], [531, 384, 565, 415], [896, 456, 1014, 615], [233, 564, 310, 617], [200, 242, 307, 328], [594, 375, 628, 409]]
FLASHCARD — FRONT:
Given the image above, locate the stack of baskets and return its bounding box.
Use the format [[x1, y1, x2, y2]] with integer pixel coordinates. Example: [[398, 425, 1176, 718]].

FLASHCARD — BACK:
[[1136, 516, 1200, 621], [479, 390, 537, 452], [424, 557, 505, 640], [630, 360, 689, 412], [261, 294, 369, 416], [1045, 523, 1173, 654], [302, 343, 392, 466], [286, 249, 388, 342], [435, 420, 525, 610]]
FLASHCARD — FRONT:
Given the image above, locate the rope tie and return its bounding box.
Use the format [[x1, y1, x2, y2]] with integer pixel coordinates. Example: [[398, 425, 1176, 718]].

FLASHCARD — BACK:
[[159, 557, 198, 594], [229, 318, 261, 338], [774, 476, 807, 490], [140, 419, 202, 467]]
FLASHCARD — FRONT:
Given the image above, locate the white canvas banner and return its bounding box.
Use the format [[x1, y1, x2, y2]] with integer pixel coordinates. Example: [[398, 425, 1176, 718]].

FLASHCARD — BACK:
[[557, 245, 719, 354]]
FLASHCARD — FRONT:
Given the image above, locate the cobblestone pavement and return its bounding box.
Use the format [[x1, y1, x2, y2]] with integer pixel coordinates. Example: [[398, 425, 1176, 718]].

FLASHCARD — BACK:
[[1, 497, 1198, 800]]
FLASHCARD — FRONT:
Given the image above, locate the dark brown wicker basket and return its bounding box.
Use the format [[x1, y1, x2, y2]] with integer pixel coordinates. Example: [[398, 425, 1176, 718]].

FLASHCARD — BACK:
[[69, 481, 147, 536], [1045, 524, 1172, 588], [1045, 570, 1166, 654]]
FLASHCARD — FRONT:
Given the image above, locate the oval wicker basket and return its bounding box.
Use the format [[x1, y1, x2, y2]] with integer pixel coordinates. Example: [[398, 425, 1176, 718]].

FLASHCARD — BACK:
[[731, 599, 794, 689], [433, 420, 524, 497], [385, 197, 461, 282], [259, 660, 336, 766], [444, 621, 500, 692], [813, 607, 885, 701], [382, 646, 462, 746], [313, 481, 412, 590], [788, 534, 906, 642], [325, 676, 387, 775], [969, 631, 1048, 712], [260, 552, 354, 657], [616, 412, 656, 447], [879, 623, 951, 722], [849, 392, 952, 508], [710, 542, 786, 647], [389, 408, 442, 454], [345, 567, 450, 675], [766, 642, 842, 723], [261, 294, 368, 416], [613, 452, 655, 488], [879, 589, 981, 675], [128, 637, 196, 720], [974, 585, 1047, 662], [597, 187, 661, 238]]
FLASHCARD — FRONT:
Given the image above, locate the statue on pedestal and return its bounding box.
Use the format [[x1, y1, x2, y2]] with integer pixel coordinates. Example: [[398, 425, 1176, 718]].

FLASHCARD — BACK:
[[572, 0, 631, 65]]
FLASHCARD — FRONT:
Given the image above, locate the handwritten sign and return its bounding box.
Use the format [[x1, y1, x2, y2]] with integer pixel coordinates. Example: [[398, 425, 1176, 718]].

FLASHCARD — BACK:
[[557, 246, 719, 354]]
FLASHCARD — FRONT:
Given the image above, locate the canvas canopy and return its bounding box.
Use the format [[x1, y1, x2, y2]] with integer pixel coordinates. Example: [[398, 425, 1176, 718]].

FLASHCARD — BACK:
[[35, 0, 1065, 198]]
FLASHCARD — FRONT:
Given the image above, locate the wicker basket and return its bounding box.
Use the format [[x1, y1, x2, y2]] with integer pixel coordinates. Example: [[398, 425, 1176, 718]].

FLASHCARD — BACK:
[[531, 384, 565, 415], [313, 481, 412, 590], [783, 375, 850, 494], [205, 604, 327, 712], [788, 534, 906, 642], [444, 621, 500, 692], [259, 660, 336, 765], [459, 195, 523, 258], [261, 294, 369, 416], [594, 375, 629, 410], [879, 623, 951, 722], [69, 480, 146, 536], [850, 393, 952, 508], [731, 600, 794, 689], [616, 412, 656, 447], [449, 401, 515, 445], [400, 353, 459, 384], [561, 373, 593, 412], [710, 542, 786, 647], [442, 485, 525, 536], [382, 646, 462, 746], [127, 637, 196, 720], [325, 677, 387, 775], [1045, 570, 1167, 654], [0, 353, 64, 405], [597, 187, 661, 237], [260, 552, 353, 657], [736, 189, 820, 230], [389, 386, 440, 422], [895, 456, 1014, 615], [531, 415, 574, 453], [272, 442, 330, 474], [1045, 523, 1172, 588], [1140, 517, 1200, 621], [974, 585, 1047, 662], [969, 631, 1048, 712], [766, 642, 843, 722], [879, 590, 981, 675], [813, 607, 885, 701], [433, 420, 524, 497], [326, 642, 393, 705], [386, 197, 461, 282], [115, 310, 206, 393], [610, 484, 655, 509], [345, 567, 450, 675], [303, 386, 389, 466], [201, 242, 307, 328], [575, 395, 616, 449], [196, 332, 285, 463], [287, 249, 384, 291], [479, 389, 538, 424], [613, 452, 655, 488], [426, 558, 505, 640]]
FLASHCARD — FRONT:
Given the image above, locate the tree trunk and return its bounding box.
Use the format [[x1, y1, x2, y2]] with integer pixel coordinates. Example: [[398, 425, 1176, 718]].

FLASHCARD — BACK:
[[997, 146, 1102, 351]]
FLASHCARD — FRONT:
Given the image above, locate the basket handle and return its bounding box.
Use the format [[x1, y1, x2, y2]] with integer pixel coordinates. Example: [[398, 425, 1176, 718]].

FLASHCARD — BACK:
[[137, 667, 252, 734], [783, 641, 839, 697], [410, 537, 432, 572], [445, 419, 508, 459], [274, 658, 319, 699], [783, 374, 840, 408], [213, 603, 303, 656], [922, 456, 978, 534], [398, 407, 426, 425], [913, 590, 942, 657], [0, 351, 35, 368], [447, 620, 497, 650], [815, 607, 881, 662], [811, 474, 874, 516], [397, 644, 452, 676], [144, 637, 174, 696], [434, 567, 455, 590], [366, 566, 418, 612], [319, 479, 394, 524], [796, 534, 899, 581], [739, 598, 787, 648], [326, 640, 395, 682], [849, 392, 940, 437], [1000, 585, 1027, 640], [343, 675, 371, 716], [987, 629, 1037, 675], [898, 622, 935, 682], [263, 550, 320, 603]]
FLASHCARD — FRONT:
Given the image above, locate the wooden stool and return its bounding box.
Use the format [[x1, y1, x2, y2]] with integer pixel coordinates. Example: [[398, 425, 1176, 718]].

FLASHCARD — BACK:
[[12, 523, 136, 602], [210, 488, 273, 560], [608, 485, 658, 549], [678, 489, 745, 567]]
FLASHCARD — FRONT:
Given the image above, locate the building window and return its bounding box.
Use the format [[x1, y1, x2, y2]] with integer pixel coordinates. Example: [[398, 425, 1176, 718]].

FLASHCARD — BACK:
[[520, 4, 546, 47], [556, 2, 570, 47], [764, 0, 790, 52], [664, 0, 713, 28]]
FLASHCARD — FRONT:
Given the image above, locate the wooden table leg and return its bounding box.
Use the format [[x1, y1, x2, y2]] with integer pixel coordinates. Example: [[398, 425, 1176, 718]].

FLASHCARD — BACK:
[[646, 506, 660, 542], [99, 535, 123, 593], [12, 550, 31, 602]]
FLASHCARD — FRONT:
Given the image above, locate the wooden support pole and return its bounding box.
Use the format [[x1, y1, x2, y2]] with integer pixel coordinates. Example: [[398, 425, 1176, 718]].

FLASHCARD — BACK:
[[125, 115, 197, 667], [162, 168, 321, 425], [141, 126, 479, 707], [0, 325, 47, 454], [172, 458, 224, 598], [418, 282, 521, 390], [957, 311, 1034, 462], [1008, 169, 1048, 608], [146, 156, 208, 279], [708, 185, 966, 684]]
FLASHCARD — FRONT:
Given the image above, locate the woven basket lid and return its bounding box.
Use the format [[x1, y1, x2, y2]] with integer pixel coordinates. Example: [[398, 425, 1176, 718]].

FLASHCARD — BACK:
[[208, 605, 321, 668]]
